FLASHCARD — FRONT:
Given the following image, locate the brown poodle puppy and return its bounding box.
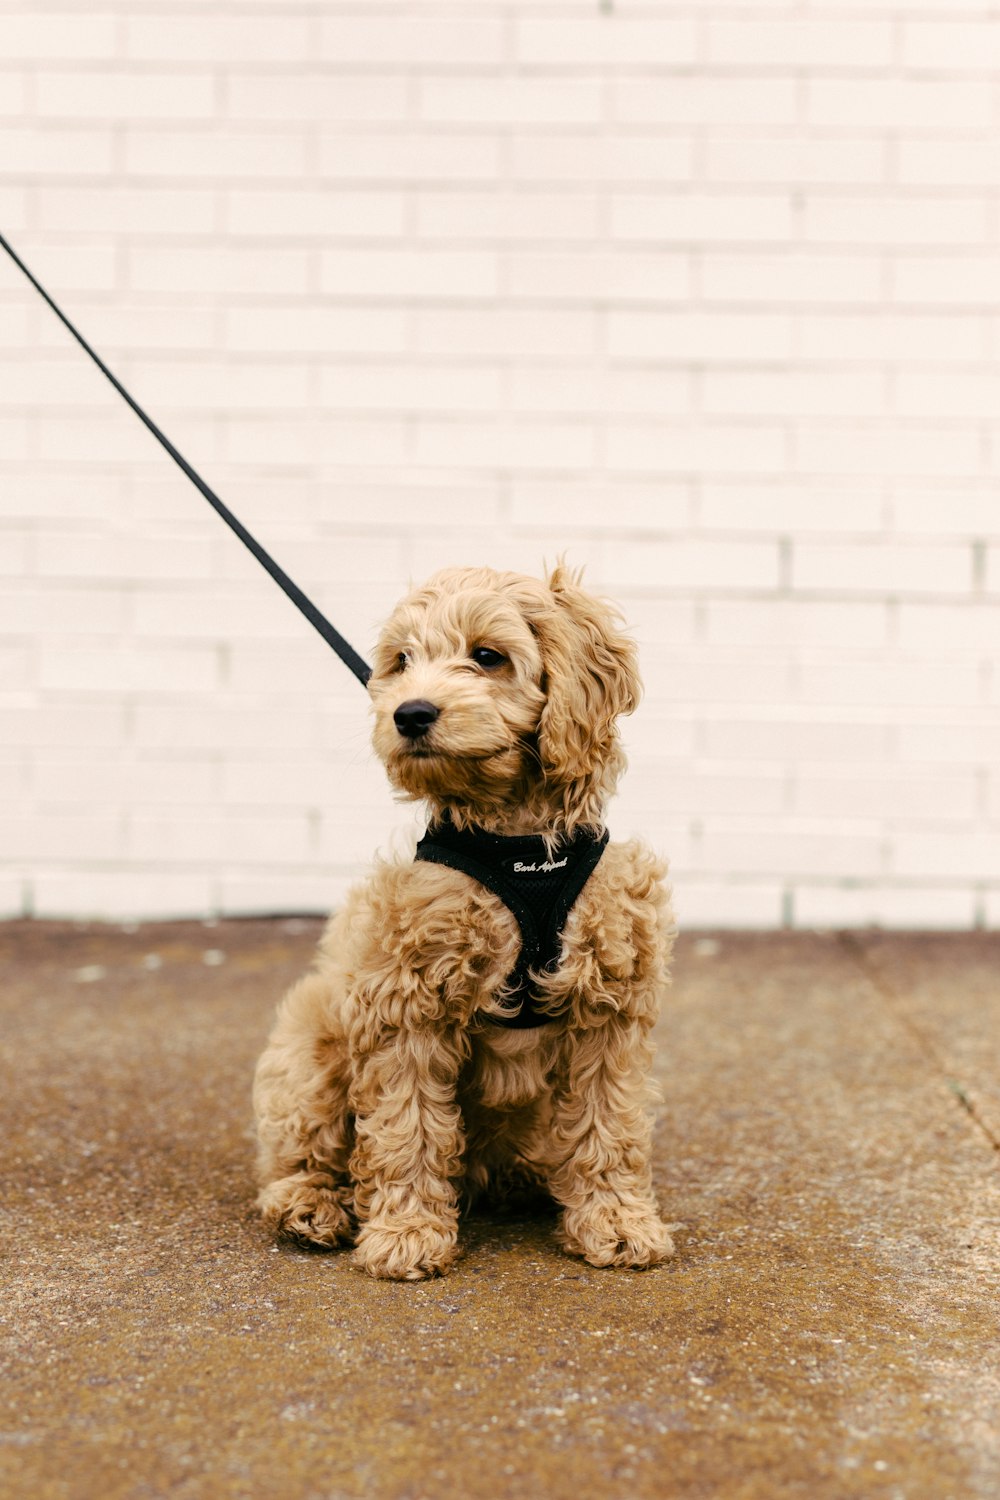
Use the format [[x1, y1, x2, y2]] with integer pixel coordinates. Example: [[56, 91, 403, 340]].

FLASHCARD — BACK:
[[253, 564, 675, 1280]]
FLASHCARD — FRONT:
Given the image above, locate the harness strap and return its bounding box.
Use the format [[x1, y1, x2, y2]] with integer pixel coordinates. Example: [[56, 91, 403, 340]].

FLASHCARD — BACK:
[[0, 231, 371, 687], [415, 819, 609, 1029]]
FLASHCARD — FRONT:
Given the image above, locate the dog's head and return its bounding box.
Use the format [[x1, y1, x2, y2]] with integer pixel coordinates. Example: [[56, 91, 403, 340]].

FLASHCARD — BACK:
[[368, 564, 640, 834]]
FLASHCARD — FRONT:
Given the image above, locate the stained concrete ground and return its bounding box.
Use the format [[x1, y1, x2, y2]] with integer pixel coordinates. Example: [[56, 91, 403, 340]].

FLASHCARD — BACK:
[[1, 920, 998, 1500]]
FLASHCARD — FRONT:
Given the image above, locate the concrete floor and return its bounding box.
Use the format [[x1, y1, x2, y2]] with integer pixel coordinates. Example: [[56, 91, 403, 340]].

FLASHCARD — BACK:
[[1, 919, 998, 1500]]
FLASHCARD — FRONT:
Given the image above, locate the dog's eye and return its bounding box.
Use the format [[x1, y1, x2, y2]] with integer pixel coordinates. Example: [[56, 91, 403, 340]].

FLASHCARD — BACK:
[[471, 647, 507, 670], [394, 651, 409, 673]]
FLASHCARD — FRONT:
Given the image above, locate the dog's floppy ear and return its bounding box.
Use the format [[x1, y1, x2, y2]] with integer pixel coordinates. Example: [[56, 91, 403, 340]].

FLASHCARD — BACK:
[[528, 563, 640, 788]]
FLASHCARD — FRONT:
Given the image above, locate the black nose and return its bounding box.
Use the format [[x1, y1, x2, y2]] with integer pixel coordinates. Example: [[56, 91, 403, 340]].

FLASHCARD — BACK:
[[393, 699, 440, 739]]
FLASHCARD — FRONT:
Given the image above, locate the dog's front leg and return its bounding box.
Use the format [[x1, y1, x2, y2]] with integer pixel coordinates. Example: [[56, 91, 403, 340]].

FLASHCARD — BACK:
[[549, 1016, 674, 1269], [348, 1021, 467, 1280]]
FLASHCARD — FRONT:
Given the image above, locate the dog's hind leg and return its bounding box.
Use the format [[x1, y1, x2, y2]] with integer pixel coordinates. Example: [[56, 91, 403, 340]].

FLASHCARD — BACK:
[[253, 972, 356, 1250]]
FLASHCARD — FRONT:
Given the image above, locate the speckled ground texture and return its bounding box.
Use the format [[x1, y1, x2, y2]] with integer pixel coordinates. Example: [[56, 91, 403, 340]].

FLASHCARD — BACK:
[[2, 921, 998, 1500]]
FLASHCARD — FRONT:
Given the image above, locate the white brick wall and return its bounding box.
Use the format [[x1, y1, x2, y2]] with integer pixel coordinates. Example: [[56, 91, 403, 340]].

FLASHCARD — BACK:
[[2, 1, 998, 928]]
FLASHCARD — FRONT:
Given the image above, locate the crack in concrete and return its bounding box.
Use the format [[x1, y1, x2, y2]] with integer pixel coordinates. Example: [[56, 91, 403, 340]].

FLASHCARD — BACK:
[[838, 931, 1000, 1155]]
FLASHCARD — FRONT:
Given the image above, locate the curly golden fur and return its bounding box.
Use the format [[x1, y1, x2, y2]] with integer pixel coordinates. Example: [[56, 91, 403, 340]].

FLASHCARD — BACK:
[[253, 564, 675, 1279]]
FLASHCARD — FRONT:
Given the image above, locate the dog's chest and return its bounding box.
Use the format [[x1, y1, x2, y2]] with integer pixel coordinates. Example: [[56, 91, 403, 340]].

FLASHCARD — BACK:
[[415, 817, 608, 1028]]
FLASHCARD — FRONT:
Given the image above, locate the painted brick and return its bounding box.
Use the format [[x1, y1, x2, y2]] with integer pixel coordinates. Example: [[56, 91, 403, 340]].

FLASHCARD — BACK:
[[319, 131, 500, 183], [604, 421, 785, 476], [706, 600, 887, 650], [608, 311, 793, 363], [507, 251, 690, 304], [793, 541, 972, 596], [32, 411, 222, 467], [37, 643, 219, 695], [216, 872, 346, 916], [898, 721, 1000, 767], [419, 77, 603, 126], [795, 658, 981, 709], [2, 811, 123, 862], [893, 370, 1000, 419], [889, 491, 1000, 537], [33, 751, 216, 807], [1, 242, 117, 296], [37, 304, 219, 355], [706, 19, 894, 68], [125, 15, 311, 63], [702, 252, 882, 306], [896, 603, 1000, 651], [417, 191, 600, 244], [125, 359, 311, 413], [702, 718, 892, 766], [699, 821, 884, 880], [127, 246, 311, 297], [0, 875, 26, 920], [37, 186, 216, 237], [901, 20, 1000, 69], [222, 415, 408, 467], [794, 426, 983, 480], [320, 16, 505, 66], [509, 367, 691, 417], [320, 363, 502, 414], [0, 418, 30, 463], [508, 135, 695, 186], [0, 187, 28, 234], [987, 546, 1000, 596], [132, 588, 302, 643], [0, 703, 128, 749], [413, 419, 596, 472], [226, 74, 408, 123], [807, 79, 991, 130], [0, 75, 26, 116], [891, 256, 1000, 307], [793, 768, 977, 822], [795, 886, 977, 931], [699, 483, 885, 535], [0, 12, 117, 59], [799, 313, 987, 364], [515, 17, 698, 67], [896, 139, 999, 188], [892, 831, 999, 882], [319, 250, 498, 300], [706, 136, 887, 188], [32, 870, 215, 921], [226, 305, 408, 355], [612, 193, 793, 245], [509, 481, 693, 533], [803, 196, 989, 248], [227, 190, 404, 240], [36, 71, 216, 120], [0, 127, 114, 177], [673, 882, 784, 931], [603, 538, 780, 592], [615, 77, 797, 127], [704, 370, 885, 419], [415, 308, 596, 359], [1, 583, 126, 636], [125, 129, 308, 181]]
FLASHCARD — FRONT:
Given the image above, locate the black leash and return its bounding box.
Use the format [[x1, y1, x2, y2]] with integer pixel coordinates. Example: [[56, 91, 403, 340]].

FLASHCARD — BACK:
[[0, 230, 372, 688]]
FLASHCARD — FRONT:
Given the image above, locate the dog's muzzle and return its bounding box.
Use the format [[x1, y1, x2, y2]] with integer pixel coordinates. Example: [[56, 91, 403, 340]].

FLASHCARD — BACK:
[[394, 699, 440, 740]]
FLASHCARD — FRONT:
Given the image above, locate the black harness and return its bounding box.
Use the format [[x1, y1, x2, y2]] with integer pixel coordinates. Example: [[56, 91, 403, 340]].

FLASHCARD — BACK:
[[414, 817, 609, 1029]]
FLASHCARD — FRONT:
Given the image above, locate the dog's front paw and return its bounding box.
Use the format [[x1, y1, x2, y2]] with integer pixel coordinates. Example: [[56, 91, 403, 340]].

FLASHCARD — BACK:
[[352, 1219, 459, 1281], [559, 1201, 675, 1269], [258, 1177, 355, 1251]]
